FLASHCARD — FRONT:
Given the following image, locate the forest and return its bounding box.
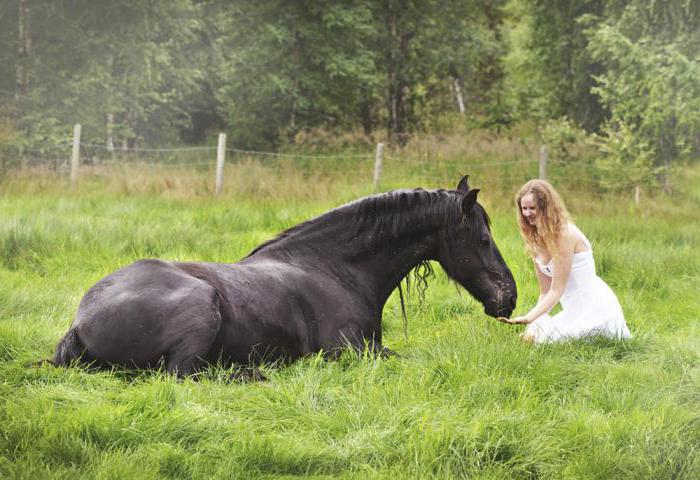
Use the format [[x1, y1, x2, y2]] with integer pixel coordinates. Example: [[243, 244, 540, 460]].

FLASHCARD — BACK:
[[1, 0, 699, 189]]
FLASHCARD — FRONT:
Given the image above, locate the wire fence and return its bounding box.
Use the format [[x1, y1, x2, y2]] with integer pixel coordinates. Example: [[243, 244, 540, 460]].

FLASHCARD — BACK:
[[0, 129, 680, 200]]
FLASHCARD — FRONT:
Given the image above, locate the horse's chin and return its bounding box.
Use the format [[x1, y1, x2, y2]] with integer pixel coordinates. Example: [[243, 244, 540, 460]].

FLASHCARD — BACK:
[[484, 306, 514, 319]]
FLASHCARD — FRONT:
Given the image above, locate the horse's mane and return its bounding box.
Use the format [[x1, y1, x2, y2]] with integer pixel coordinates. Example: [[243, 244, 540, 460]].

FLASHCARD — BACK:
[[246, 188, 492, 330], [348, 188, 490, 246], [246, 188, 490, 257]]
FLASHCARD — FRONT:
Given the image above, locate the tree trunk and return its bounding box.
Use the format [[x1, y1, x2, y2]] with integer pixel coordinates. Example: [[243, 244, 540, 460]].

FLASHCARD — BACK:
[[453, 77, 466, 115], [385, 4, 411, 147], [121, 110, 129, 150], [385, 4, 398, 143], [106, 113, 115, 151], [15, 0, 31, 99], [395, 83, 409, 146], [106, 53, 117, 157], [359, 98, 373, 137]]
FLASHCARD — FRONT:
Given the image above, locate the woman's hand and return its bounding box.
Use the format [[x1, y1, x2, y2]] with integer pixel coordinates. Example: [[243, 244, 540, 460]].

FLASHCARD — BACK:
[[497, 316, 531, 324]]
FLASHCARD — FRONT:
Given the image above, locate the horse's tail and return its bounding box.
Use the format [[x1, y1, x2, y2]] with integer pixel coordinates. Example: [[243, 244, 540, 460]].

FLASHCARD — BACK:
[[51, 328, 86, 366]]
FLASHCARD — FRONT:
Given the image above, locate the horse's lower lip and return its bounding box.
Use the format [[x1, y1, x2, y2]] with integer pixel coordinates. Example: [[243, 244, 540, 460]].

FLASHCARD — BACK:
[[485, 306, 514, 318]]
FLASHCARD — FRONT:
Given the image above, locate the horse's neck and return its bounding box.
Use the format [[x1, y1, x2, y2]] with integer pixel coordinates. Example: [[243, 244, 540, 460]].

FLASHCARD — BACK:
[[258, 222, 438, 309], [344, 231, 440, 308], [253, 196, 448, 307]]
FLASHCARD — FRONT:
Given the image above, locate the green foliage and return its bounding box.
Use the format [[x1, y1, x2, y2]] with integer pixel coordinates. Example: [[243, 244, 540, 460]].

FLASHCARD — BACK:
[[504, 0, 700, 190], [590, 120, 656, 190], [540, 117, 593, 165], [585, 1, 700, 188], [2, 0, 210, 148], [503, 0, 608, 132], [0, 0, 698, 190], [0, 1, 511, 150], [215, 1, 380, 148], [215, 0, 506, 148], [0, 118, 14, 146]]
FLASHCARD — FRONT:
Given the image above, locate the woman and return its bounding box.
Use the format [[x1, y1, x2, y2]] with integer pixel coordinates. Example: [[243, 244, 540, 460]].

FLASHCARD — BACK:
[[501, 179, 631, 343]]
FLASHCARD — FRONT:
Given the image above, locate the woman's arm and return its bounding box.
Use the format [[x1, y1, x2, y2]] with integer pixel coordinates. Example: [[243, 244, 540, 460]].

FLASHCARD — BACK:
[[509, 232, 576, 324]]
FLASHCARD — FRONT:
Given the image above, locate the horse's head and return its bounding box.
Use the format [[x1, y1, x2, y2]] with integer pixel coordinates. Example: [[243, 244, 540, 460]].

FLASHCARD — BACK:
[[437, 176, 517, 318]]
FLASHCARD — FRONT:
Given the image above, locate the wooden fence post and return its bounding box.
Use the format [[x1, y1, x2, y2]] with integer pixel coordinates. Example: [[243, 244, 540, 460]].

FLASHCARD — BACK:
[[215, 133, 226, 194], [373, 142, 384, 191], [539, 145, 548, 180], [70, 123, 81, 190]]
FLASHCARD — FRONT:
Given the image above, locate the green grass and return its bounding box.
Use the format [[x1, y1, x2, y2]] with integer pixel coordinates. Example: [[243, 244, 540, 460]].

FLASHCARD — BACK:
[[0, 165, 698, 479]]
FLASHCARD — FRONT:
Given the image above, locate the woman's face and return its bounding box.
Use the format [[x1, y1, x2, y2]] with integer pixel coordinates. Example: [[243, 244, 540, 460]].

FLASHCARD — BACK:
[[520, 193, 538, 226]]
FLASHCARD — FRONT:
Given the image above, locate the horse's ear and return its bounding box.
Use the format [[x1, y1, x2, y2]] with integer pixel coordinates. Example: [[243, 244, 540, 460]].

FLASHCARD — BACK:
[[456, 175, 470, 193], [461, 188, 480, 214]]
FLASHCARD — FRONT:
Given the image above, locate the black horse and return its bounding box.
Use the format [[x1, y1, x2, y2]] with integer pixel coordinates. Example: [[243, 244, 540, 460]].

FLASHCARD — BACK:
[[51, 176, 516, 377]]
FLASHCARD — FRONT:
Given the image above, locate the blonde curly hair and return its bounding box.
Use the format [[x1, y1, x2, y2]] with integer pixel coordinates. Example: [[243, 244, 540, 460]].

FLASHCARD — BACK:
[[515, 179, 571, 259]]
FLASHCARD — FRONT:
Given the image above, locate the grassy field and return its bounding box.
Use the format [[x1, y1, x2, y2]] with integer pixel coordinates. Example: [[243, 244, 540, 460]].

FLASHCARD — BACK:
[[0, 160, 698, 479]]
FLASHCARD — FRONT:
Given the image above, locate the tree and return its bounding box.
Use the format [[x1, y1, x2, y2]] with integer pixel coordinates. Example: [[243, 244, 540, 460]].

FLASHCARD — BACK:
[[1, 1, 210, 148], [216, 0, 508, 148], [214, 1, 380, 149], [0, 0, 513, 149], [585, 0, 700, 189], [503, 0, 608, 132]]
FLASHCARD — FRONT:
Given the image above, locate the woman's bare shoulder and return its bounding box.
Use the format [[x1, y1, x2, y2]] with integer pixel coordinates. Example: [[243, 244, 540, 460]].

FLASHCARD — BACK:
[[558, 227, 579, 252]]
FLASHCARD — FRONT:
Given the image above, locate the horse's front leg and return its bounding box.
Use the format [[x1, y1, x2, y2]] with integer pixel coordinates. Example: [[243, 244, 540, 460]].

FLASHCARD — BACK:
[[323, 322, 394, 359]]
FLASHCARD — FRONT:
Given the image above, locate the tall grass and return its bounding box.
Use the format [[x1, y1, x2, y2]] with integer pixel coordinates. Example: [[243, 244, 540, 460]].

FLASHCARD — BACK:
[[0, 148, 698, 478]]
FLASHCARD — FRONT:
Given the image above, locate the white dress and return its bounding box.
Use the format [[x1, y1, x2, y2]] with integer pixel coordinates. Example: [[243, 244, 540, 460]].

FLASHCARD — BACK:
[[524, 224, 632, 343]]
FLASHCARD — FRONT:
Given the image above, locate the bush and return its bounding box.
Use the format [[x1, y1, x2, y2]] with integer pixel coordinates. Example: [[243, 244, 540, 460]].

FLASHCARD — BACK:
[[540, 117, 594, 166], [0, 118, 18, 176], [590, 120, 656, 191]]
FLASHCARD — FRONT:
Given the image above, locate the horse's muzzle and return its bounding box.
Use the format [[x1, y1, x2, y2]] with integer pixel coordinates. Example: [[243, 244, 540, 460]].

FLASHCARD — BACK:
[[485, 289, 516, 318]]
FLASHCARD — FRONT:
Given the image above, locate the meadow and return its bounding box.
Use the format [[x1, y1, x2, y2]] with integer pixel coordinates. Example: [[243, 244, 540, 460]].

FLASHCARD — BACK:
[[0, 144, 698, 479]]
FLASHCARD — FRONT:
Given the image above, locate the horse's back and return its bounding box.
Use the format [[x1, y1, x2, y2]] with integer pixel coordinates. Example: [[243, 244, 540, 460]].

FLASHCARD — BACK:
[[73, 259, 220, 366]]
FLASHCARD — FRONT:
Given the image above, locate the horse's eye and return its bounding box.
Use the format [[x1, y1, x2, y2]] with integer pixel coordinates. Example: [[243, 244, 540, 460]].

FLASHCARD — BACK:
[[481, 236, 490, 246]]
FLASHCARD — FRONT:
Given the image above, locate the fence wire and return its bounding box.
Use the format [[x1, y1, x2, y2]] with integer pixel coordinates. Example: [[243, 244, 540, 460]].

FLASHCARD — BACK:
[[0, 140, 681, 195]]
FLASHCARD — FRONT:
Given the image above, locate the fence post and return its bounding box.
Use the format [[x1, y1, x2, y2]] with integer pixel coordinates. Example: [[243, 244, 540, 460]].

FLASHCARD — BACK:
[[373, 142, 384, 191], [215, 133, 226, 194], [70, 123, 81, 190], [539, 145, 548, 180], [634, 185, 641, 207]]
